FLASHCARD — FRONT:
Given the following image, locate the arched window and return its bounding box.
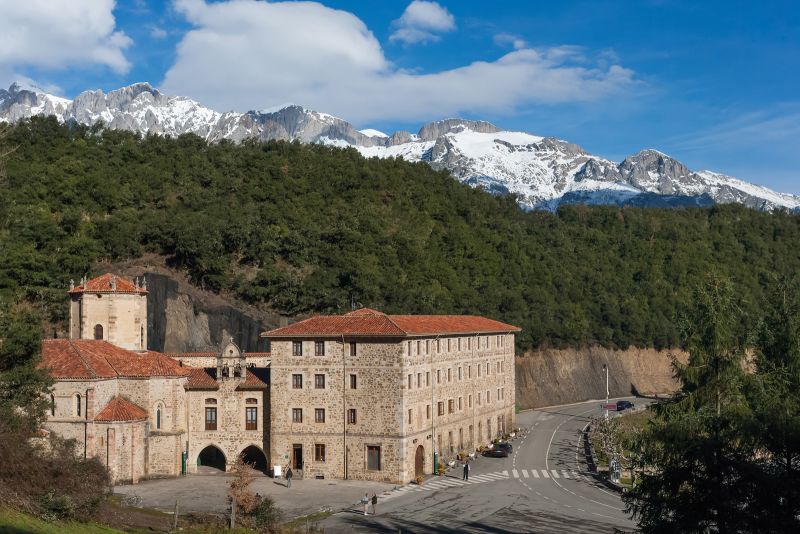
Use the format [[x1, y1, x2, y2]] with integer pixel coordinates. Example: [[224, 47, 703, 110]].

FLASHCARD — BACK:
[[94, 324, 103, 340], [50, 394, 55, 416], [76, 394, 82, 417], [156, 407, 162, 429]]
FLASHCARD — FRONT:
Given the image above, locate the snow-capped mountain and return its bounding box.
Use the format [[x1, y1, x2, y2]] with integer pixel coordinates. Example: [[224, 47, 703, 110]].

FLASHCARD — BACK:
[[2, 82, 797, 211]]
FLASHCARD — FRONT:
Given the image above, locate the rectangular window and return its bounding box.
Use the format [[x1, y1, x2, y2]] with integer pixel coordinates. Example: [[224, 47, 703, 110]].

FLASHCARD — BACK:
[[438, 401, 444, 416], [315, 443, 326, 462], [348, 408, 357, 424], [350, 343, 357, 356], [478, 364, 481, 378], [246, 407, 257, 430], [417, 340, 421, 354], [447, 368, 451, 382], [425, 340, 430, 354], [205, 407, 217, 430], [292, 408, 302, 423], [437, 339, 441, 353], [315, 408, 325, 423], [468, 394, 472, 408], [315, 341, 325, 356], [426, 404, 431, 419], [350, 374, 357, 389], [407, 340, 412, 356], [458, 338, 461, 351], [448, 399, 454, 413], [486, 362, 490, 375], [367, 445, 381, 471], [468, 365, 472, 379], [437, 370, 441, 384], [426, 372, 430, 387], [458, 366, 462, 380], [408, 374, 412, 389], [417, 372, 421, 388], [447, 339, 451, 352], [458, 396, 463, 410], [292, 374, 303, 389], [292, 341, 303, 356], [487, 390, 491, 404], [477, 393, 482, 406], [315, 374, 325, 389], [407, 408, 412, 424], [468, 337, 472, 350]]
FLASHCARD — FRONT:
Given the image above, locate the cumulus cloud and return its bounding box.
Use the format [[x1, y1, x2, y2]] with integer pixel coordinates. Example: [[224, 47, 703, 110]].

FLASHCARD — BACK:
[[162, 0, 634, 123], [0, 0, 131, 89], [494, 33, 528, 50], [389, 1, 456, 45]]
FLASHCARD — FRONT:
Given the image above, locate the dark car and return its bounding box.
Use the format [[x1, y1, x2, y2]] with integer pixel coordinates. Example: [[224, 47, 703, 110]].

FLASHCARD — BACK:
[[616, 400, 634, 411], [495, 442, 513, 453], [482, 448, 509, 458]]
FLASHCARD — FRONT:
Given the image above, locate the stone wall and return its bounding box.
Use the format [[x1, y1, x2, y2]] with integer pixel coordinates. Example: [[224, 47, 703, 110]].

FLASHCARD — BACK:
[[71, 292, 147, 351]]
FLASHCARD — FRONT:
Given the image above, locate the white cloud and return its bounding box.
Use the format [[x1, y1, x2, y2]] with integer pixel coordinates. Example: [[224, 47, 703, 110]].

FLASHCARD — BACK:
[[390, 1, 456, 45], [149, 25, 168, 39], [0, 0, 131, 89], [162, 0, 635, 123], [494, 33, 528, 50]]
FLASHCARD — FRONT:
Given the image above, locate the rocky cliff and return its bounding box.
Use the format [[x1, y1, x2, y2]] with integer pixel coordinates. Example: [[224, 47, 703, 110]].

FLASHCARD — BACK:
[[515, 346, 687, 409]]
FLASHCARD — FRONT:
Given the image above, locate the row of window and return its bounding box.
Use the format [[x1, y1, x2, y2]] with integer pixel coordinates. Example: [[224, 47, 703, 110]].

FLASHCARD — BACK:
[[437, 416, 508, 456], [289, 407, 360, 424], [405, 335, 506, 357], [52, 394, 167, 431], [301, 443, 382, 471], [406, 360, 505, 390], [204, 398, 259, 431], [292, 341, 357, 357], [291, 373, 358, 389]]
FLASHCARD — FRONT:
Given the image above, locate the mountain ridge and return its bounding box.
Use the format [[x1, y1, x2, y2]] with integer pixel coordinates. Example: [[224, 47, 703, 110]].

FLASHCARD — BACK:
[[1, 82, 797, 211]]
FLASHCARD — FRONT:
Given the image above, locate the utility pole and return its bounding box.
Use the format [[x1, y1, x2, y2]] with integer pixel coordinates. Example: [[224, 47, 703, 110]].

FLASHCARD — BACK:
[[602, 364, 609, 420]]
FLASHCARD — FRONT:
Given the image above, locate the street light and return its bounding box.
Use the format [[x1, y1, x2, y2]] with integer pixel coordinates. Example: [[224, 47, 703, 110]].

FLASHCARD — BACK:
[[602, 363, 609, 420]]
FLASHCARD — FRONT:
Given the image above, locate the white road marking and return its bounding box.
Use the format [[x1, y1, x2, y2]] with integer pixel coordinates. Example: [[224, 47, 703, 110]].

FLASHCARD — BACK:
[[512, 469, 519, 478], [531, 470, 540, 478], [522, 469, 530, 478], [550, 470, 560, 478], [542, 470, 550, 478]]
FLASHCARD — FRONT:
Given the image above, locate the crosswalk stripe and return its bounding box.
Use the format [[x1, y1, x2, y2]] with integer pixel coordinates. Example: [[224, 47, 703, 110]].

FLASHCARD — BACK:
[[512, 469, 519, 478], [542, 470, 550, 478], [551, 470, 560, 478], [531, 469, 540, 478], [522, 469, 530, 478], [502, 470, 509, 477]]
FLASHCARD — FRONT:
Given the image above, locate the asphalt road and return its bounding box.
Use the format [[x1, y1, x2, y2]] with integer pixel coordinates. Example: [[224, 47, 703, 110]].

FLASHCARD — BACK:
[[320, 397, 644, 533]]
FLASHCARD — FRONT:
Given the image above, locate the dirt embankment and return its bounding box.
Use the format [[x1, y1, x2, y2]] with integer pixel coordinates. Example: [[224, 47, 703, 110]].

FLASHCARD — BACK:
[[516, 346, 688, 410]]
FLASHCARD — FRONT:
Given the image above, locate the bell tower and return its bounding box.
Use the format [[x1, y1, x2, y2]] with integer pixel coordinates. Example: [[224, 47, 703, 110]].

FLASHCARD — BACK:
[[69, 273, 149, 351]]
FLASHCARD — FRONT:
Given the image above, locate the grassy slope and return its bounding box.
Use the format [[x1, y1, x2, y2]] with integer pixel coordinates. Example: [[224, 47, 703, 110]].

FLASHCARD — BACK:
[[0, 508, 123, 534]]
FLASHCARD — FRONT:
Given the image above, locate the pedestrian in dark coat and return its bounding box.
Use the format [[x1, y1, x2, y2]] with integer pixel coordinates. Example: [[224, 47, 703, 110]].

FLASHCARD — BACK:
[[371, 493, 378, 515], [286, 467, 293, 488], [463, 461, 470, 481]]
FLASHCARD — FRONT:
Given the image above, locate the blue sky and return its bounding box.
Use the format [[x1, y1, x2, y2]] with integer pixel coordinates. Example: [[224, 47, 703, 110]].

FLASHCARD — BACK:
[[2, 0, 799, 193]]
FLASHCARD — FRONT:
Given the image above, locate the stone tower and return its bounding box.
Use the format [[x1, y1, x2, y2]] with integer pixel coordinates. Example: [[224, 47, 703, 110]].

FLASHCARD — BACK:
[[68, 273, 148, 351]]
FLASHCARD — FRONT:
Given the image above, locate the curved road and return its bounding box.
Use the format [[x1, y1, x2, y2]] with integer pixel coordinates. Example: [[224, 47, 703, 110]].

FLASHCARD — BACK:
[[322, 397, 643, 533]]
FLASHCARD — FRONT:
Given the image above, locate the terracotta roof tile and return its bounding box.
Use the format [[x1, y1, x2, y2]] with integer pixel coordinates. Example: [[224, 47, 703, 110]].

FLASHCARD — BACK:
[[164, 352, 271, 359], [40, 340, 191, 380], [94, 396, 148, 422], [185, 368, 219, 390], [264, 308, 520, 338], [69, 273, 147, 294]]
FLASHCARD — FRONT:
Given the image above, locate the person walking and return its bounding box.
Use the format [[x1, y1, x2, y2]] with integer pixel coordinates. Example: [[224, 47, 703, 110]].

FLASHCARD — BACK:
[[371, 493, 378, 515], [360, 493, 369, 515], [463, 460, 470, 481], [285, 466, 293, 489]]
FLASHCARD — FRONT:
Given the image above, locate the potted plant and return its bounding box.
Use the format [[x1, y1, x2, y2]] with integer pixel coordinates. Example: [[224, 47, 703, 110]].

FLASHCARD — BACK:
[[415, 475, 424, 485], [437, 462, 446, 476]]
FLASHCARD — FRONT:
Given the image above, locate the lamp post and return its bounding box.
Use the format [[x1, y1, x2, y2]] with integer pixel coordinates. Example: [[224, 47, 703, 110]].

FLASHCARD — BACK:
[[602, 363, 609, 420]]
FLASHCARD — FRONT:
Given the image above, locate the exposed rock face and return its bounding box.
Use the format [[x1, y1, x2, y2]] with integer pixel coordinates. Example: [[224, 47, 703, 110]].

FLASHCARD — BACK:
[[142, 272, 277, 353], [515, 346, 687, 409], [3, 82, 798, 212]]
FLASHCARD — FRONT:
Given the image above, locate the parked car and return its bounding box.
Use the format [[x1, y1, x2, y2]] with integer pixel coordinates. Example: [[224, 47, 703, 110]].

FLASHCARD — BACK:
[[616, 400, 634, 411], [482, 448, 509, 458], [495, 442, 513, 453]]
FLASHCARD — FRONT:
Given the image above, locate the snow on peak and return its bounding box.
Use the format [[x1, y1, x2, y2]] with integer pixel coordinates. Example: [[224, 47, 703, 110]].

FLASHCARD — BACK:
[[359, 128, 388, 138]]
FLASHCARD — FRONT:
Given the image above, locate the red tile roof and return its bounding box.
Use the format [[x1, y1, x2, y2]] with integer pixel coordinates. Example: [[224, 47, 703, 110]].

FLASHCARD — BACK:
[[94, 396, 148, 422], [165, 352, 271, 359], [69, 273, 147, 294], [264, 309, 520, 338], [40, 340, 191, 379], [185, 368, 219, 390]]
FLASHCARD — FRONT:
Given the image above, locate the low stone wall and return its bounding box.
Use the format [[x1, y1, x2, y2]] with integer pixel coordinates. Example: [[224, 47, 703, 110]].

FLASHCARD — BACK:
[[515, 346, 687, 409]]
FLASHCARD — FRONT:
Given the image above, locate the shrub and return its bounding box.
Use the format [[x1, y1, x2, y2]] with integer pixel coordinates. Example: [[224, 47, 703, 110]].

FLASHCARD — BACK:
[[249, 495, 283, 533], [415, 475, 424, 485]]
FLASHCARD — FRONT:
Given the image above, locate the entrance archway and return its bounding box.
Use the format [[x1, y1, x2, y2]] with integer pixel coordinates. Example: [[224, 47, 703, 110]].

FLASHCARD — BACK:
[[241, 445, 268, 472], [414, 445, 425, 478], [198, 445, 226, 471]]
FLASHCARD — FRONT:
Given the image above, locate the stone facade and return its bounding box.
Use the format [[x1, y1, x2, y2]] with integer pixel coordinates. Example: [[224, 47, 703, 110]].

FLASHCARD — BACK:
[[265, 312, 518, 485], [43, 275, 519, 487]]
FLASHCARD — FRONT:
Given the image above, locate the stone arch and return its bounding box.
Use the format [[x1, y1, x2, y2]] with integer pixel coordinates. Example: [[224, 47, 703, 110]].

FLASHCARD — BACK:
[[240, 445, 268, 472], [197, 445, 226, 471]]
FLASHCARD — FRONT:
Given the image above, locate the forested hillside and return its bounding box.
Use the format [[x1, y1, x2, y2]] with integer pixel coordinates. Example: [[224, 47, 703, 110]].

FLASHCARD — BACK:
[[2, 117, 799, 351]]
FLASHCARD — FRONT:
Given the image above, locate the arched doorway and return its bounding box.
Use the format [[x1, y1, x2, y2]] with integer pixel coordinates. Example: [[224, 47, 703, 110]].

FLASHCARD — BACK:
[[241, 445, 268, 472], [414, 445, 425, 478], [198, 445, 226, 471]]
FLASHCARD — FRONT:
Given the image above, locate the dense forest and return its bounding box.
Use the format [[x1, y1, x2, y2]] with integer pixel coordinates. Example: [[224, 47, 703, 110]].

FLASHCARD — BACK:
[[2, 117, 799, 351]]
